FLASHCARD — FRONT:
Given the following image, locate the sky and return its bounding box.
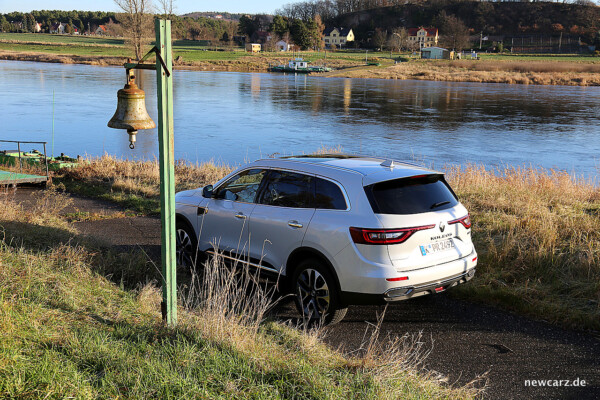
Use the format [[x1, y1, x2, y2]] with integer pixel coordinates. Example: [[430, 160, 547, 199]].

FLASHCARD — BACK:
[[0, 0, 288, 14]]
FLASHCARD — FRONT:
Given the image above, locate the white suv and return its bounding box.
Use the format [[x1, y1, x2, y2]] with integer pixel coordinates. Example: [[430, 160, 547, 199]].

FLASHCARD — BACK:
[[175, 155, 477, 324]]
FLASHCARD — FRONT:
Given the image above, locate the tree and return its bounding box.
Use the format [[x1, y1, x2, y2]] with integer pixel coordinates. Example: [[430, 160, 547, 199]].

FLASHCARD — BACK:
[[388, 27, 407, 52], [437, 12, 470, 51], [114, 0, 154, 60], [0, 15, 9, 32], [25, 13, 36, 33], [270, 15, 288, 37], [372, 28, 387, 50], [238, 15, 258, 38], [157, 0, 175, 18], [290, 19, 311, 50], [313, 15, 325, 50]]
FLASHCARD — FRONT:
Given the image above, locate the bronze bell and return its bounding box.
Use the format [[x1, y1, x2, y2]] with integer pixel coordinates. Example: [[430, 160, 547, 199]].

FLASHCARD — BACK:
[[108, 70, 155, 149]]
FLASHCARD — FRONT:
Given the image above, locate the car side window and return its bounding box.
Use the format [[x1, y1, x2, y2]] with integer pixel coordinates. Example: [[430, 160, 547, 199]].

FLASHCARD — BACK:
[[260, 170, 313, 208], [315, 178, 347, 210], [215, 169, 266, 203]]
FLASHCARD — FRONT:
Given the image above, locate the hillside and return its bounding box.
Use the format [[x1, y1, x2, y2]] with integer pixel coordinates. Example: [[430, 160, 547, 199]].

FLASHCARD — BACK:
[[334, 1, 600, 45], [181, 11, 244, 21]]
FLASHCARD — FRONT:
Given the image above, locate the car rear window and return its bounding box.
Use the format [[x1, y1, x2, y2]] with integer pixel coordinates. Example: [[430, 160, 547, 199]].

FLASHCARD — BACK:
[[315, 178, 347, 210], [364, 174, 458, 215]]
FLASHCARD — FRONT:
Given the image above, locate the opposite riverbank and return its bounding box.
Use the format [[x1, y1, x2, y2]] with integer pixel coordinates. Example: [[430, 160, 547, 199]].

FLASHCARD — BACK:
[[4, 48, 600, 86], [2, 32, 600, 85]]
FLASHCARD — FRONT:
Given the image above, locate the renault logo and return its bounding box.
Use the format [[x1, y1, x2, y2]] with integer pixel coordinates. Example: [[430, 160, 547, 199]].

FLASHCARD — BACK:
[[439, 222, 446, 232]]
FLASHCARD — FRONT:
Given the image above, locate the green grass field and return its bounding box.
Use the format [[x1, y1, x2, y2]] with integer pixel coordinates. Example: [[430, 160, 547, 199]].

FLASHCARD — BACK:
[[0, 32, 124, 45]]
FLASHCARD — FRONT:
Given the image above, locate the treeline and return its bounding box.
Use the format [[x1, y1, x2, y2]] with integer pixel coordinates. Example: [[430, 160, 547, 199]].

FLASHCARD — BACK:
[[237, 14, 326, 50], [277, 0, 594, 21], [0, 10, 116, 33], [276, 0, 600, 50], [333, 1, 600, 46], [0, 10, 239, 44]]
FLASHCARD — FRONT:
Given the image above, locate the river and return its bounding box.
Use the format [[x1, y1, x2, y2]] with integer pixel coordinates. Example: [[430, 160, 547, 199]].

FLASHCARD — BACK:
[[1, 60, 598, 179]]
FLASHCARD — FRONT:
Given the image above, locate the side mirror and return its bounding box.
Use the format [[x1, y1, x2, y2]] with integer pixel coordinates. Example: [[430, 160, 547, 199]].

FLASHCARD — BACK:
[[202, 185, 214, 198]]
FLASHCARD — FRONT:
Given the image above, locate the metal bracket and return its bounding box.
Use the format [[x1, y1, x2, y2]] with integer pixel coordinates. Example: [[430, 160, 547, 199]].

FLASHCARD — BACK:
[[123, 46, 171, 77]]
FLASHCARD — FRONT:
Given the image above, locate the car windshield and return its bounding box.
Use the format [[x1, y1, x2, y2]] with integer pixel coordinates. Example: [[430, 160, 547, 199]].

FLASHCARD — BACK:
[[364, 174, 458, 215]]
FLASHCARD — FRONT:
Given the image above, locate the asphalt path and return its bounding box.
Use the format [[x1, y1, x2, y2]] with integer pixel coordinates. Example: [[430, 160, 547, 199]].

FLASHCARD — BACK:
[[8, 187, 600, 399]]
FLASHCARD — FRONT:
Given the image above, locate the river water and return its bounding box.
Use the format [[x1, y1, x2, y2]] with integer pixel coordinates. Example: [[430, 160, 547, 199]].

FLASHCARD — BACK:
[[1, 60, 598, 179]]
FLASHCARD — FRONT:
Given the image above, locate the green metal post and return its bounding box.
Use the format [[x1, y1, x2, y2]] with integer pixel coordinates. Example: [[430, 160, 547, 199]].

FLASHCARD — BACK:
[[155, 19, 177, 326]]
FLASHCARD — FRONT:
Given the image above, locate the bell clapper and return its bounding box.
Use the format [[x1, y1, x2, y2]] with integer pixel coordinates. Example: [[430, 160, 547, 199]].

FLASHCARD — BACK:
[[128, 129, 137, 149]]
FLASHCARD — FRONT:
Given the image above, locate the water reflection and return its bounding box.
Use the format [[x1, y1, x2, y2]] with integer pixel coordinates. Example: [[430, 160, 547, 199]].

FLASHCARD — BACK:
[[1, 60, 599, 178]]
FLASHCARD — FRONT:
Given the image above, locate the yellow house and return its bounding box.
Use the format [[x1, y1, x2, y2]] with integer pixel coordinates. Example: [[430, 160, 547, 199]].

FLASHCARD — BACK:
[[324, 27, 354, 48], [408, 27, 439, 48], [245, 43, 261, 53]]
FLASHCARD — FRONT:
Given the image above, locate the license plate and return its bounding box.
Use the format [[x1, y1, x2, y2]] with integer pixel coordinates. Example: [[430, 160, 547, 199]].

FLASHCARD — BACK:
[[420, 239, 454, 256]]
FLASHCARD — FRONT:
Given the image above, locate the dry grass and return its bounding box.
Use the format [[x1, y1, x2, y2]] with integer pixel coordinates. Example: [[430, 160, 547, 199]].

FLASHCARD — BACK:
[[452, 60, 600, 73], [59, 155, 233, 213], [327, 60, 600, 86], [446, 165, 600, 330]]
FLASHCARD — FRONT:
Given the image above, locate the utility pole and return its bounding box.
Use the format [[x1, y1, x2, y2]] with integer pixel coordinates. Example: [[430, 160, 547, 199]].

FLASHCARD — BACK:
[[559, 31, 562, 53]]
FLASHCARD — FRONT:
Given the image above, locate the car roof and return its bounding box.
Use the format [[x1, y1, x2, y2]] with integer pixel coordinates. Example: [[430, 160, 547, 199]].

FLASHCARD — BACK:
[[253, 154, 439, 185]]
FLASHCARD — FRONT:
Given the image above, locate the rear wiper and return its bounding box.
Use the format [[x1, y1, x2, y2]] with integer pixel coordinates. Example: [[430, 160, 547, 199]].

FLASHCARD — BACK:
[[430, 201, 450, 209]]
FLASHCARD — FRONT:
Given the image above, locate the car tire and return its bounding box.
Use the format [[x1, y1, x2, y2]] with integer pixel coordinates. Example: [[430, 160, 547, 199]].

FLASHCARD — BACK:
[[292, 258, 348, 325], [176, 220, 200, 270]]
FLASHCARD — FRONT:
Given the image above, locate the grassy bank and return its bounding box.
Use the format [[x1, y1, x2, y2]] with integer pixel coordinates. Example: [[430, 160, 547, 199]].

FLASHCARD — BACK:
[[0, 181, 481, 398], [3, 33, 600, 85], [57, 156, 600, 332], [326, 59, 600, 86], [446, 165, 600, 331]]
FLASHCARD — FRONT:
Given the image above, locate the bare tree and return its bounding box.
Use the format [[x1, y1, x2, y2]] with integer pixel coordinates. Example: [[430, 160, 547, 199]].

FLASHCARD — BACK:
[[114, 0, 155, 60], [157, 0, 175, 18], [438, 13, 470, 51], [388, 27, 408, 52], [372, 28, 387, 50]]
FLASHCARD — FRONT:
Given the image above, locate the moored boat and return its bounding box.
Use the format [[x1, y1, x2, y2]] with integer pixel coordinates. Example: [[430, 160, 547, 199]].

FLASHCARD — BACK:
[[0, 147, 81, 171], [269, 58, 332, 74]]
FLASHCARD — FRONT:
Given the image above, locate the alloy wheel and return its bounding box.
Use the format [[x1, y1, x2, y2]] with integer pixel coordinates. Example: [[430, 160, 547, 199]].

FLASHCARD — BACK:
[[296, 268, 331, 319], [176, 227, 194, 268]]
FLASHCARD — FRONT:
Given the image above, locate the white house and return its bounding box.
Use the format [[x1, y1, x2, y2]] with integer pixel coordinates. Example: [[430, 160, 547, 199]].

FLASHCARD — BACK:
[[50, 22, 66, 34], [276, 40, 292, 51]]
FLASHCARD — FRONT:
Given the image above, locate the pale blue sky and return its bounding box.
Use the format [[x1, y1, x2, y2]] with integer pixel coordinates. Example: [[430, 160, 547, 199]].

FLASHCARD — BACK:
[[0, 0, 288, 14]]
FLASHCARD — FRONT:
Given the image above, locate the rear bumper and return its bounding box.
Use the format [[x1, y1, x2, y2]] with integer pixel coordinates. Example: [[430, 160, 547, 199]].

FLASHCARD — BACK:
[[340, 267, 476, 306]]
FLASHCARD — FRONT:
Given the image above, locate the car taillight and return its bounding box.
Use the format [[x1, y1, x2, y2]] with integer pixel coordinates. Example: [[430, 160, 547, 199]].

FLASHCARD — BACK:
[[349, 225, 435, 245], [449, 214, 471, 229]]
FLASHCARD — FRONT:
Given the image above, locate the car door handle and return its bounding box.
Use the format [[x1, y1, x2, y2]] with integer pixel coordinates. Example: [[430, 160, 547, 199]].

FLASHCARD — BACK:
[[235, 213, 247, 219], [288, 220, 303, 228]]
